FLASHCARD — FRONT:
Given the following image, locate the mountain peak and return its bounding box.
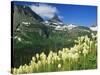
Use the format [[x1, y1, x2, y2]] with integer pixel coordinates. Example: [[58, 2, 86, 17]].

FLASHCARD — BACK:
[[49, 14, 62, 23], [52, 14, 62, 22]]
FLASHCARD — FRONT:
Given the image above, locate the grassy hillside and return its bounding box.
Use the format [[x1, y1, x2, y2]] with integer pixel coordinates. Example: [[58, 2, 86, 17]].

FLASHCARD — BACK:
[[13, 27, 95, 68]]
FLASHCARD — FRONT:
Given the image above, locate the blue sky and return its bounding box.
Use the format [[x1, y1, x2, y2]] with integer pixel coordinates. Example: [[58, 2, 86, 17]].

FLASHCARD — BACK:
[[54, 4, 97, 27], [12, 1, 97, 27]]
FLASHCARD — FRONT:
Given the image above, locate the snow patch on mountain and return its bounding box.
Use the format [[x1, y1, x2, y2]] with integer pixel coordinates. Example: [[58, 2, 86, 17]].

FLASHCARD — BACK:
[[90, 26, 97, 31], [67, 24, 77, 30]]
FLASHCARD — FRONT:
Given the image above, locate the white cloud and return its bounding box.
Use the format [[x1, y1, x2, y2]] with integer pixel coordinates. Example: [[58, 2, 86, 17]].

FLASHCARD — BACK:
[[30, 4, 58, 18]]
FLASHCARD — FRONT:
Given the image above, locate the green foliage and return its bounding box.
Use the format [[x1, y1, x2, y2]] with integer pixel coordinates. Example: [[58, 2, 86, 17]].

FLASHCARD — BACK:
[[12, 33, 97, 74]]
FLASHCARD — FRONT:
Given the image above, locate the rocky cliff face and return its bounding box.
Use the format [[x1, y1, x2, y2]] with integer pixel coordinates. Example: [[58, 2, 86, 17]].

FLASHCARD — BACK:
[[12, 3, 50, 40]]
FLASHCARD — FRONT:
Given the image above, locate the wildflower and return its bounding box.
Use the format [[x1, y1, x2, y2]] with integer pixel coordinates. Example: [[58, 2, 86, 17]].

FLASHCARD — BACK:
[[13, 68, 17, 74], [19, 65, 22, 68], [83, 48, 88, 56], [46, 60, 48, 63], [57, 57, 61, 61], [40, 52, 46, 61], [58, 64, 61, 68], [24, 65, 29, 73], [91, 33, 94, 36], [74, 40, 78, 43], [32, 57, 36, 62], [38, 60, 42, 66], [19, 65, 23, 72], [18, 37, 21, 42], [47, 52, 53, 63], [80, 36, 84, 42], [70, 48, 76, 53], [83, 43, 89, 50], [91, 33, 96, 39], [47, 55, 52, 64], [63, 48, 68, 52], [16, 28, 20, 31], [52, 60, 54, 64], [17, 67, 22, 74], [62, 53, 67, 62], [28, 66, 33, 73], [79, 51, 81, 54], [22, 65, 26, 72], [53, 53, 57, 57], [90, 41, 93, 45], [49, 51, 53, 55], [72, 53, 79, 62], [52, 53, 58, 61], [65, 48, 69, 51], [58, 50, 62, 57], [36, 53, 39, 60], [67, 52, 73, 59], [75, 53, 79, 58]]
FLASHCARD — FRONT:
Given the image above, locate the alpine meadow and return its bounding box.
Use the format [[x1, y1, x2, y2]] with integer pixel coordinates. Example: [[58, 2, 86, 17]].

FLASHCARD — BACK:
[[11, 1, 97, 74]]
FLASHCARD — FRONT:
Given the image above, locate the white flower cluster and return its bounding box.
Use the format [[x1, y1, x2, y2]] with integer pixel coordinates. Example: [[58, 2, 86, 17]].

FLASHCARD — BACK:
[[12, 33, 97, 74]]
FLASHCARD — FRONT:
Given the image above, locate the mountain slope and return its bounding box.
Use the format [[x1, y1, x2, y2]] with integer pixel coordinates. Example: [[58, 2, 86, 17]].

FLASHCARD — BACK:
[[90, 25, 97, 31], [48, 14, 62, 23], [12, 4, 50, 41], [12, 4, 44, 32]]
